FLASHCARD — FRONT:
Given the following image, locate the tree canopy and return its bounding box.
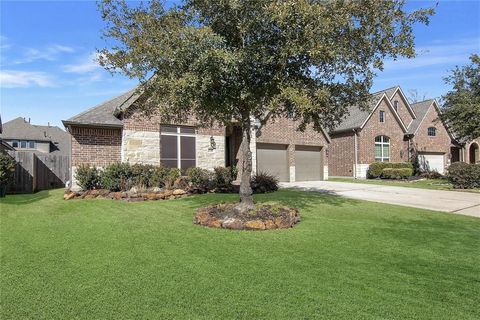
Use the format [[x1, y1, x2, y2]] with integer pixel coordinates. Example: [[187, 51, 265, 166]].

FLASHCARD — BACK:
[[98, 0, 433, 210], [440, 54, 480, 142]]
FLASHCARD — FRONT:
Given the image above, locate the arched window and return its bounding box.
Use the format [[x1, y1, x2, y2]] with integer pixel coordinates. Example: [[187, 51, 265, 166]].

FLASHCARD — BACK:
[[375, 136, 390, 162], [427, 127, 436, 136]]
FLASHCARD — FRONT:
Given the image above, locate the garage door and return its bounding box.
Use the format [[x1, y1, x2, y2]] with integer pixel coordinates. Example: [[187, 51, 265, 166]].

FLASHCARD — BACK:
[[256, 143, 289, 182], [418, 153, 445, 174], [295, 145, 322, 181]]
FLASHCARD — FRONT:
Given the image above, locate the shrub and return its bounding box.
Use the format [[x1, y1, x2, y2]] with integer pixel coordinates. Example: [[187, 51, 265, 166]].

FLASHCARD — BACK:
[[251, 172, 279, 193], [74, 164, 100, 190], [368, 162, 413, 178], [381, 168, 413, 180], [186, 167, 213, 191], [213, 166, 235, 189], [131, 164, 156, 188], [0, 153, 15, 187], [100, 162, 133, 191], [150, 167, 180, 189], [446, 162, 480, 189], [420, 171, 444, 179]]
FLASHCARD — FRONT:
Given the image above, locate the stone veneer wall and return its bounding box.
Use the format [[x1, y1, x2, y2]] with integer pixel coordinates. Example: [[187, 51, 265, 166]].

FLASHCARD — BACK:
[[196, 134, 226, 170], [121, 130, 161, 165]]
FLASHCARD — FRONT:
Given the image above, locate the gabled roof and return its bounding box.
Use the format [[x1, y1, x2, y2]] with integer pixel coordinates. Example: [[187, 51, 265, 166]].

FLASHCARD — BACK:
[[388, 86, 417, 120], [408, 99, 433, 134], [409, 99, 457, 142], [63, 88, 140, 128]]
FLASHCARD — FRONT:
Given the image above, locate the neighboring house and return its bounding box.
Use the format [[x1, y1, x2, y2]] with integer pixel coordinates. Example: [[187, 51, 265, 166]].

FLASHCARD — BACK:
[[329, 86, 457, 177], [0, 115, 15, 154], [63, 89, 331, 189], [454, 137, 480, 164], [0, 117, 71, 156]]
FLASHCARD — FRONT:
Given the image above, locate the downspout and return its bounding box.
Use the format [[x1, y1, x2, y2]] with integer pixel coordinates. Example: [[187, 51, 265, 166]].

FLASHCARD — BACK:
[[353, 129, 358, 179]]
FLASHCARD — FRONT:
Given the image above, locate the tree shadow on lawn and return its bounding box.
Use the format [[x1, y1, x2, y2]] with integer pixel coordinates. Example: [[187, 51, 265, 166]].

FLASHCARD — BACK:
[[0, 189, 53, 206], [181, 189, 359, 213]]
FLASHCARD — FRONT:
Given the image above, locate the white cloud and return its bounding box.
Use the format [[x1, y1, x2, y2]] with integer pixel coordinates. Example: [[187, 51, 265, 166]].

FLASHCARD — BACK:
[[382, 37, 479, 71], [0, 70, 55, 88], [12, 44, 75, 64], [62, 53, 101, 73]]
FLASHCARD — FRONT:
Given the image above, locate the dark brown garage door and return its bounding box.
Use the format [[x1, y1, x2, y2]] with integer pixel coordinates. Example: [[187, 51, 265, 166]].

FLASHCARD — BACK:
[[295, 145, 322, 181], [256, 143, 289, 182]]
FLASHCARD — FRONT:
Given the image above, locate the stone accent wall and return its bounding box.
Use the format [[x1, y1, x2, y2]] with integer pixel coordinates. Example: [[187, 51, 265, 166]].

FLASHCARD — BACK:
[[355, 164, 370, 179], [122, 130, 160, 165], [410, 104, 453, 167], [329, 132, 355, 176], [70, 126, 122, 167], [357, 97, 409, 164], [196, 134, 226, 170], [390, 90, 414, 128]]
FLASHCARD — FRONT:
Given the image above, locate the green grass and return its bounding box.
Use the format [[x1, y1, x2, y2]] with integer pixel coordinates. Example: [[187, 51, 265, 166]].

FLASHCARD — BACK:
[[1, 189, 479, 319], [329, 177, 480, 192]]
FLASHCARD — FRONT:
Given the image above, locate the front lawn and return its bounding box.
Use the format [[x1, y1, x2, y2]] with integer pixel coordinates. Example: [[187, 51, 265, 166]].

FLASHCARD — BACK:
[[1, 190, 479, 319], [329, 177, 480, 192]]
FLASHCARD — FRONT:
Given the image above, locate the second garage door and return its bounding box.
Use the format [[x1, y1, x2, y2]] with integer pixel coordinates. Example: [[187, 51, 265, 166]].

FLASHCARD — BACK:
[[295, 145, 322, 181], [256, 143, 289, 182], [418, 153, 445, 174]]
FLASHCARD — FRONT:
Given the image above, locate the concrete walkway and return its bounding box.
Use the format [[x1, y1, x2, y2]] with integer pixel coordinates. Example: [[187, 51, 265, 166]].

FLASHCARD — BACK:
[[281, 181, 480, 218]]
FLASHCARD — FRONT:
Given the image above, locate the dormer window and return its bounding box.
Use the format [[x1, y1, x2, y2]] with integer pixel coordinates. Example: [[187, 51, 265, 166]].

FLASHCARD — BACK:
[[379, 111, 385, 123], [393, 100, 399, 112], [428, 127, 436, 136]]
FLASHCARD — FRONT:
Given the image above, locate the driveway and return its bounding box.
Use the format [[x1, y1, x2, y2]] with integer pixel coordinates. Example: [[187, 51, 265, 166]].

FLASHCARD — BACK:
[[281, 181, 480, 218]]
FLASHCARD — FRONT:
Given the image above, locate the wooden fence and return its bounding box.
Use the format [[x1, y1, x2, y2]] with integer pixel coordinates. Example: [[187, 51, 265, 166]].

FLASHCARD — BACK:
[[8, 152, 70, 193]]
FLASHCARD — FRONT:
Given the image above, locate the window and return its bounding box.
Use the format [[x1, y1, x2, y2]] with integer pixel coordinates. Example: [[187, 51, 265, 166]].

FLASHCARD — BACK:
[[379, 111, 385, 123], [375, 135, 390, 162], [393, 100, 399, 112], [20, 141, 27, 148], [427, 127, 436, 136], [160, 125, 196, 172], [11, 141, 18, 148], [28, 141, 35, 149]]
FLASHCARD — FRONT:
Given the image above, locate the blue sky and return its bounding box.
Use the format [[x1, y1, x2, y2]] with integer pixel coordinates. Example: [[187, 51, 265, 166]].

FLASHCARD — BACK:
[[0, 1, 479, 128]]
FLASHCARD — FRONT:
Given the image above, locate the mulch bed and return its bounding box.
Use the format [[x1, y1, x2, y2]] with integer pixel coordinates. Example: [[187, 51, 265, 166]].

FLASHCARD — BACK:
[[194, 203, 300, 231]]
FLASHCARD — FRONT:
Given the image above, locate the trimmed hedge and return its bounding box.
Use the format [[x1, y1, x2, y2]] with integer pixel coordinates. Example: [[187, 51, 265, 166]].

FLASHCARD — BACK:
[[368, 162, 413, 178], [446, 162, 480, 189], [381, 168, 413, 180]]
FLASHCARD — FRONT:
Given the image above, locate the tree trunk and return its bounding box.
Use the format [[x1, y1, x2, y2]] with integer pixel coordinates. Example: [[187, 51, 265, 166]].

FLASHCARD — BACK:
[[235, 117, 255, 213]]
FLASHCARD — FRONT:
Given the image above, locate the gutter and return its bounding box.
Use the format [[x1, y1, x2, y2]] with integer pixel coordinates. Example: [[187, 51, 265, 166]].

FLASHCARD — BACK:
[[62, 120, 124, 130]]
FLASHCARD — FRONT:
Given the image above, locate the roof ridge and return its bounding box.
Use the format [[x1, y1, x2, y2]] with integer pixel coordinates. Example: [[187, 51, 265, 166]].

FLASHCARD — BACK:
[[370, 85, 398, 95], [65, 88, 136, 122]]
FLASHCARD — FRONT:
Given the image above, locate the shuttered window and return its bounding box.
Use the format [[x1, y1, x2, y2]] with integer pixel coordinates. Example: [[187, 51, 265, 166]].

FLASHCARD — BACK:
[[160, 125, 196, 172]]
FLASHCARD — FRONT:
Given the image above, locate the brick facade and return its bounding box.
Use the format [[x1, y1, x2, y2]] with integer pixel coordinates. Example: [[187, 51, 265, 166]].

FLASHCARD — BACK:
[[464, 138, 480, 164], [329, 132, 355, 176], [357, 98, 408, 164], [70, 126, 122, 166], [411, 104, 453, 166], [390, 90, 414, 128]]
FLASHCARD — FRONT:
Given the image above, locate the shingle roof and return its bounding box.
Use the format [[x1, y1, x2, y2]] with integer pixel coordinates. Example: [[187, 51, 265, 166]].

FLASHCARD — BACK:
[[0, 117, 71, 155], [331, 87, 398, 133], [63, 88, 139, 127], [408, 99, 433, 134]]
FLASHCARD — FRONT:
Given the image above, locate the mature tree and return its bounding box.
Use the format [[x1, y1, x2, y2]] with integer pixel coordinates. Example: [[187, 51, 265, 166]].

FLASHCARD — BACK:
[[98, 0, 433, 212], [440, 54, 480, 142]]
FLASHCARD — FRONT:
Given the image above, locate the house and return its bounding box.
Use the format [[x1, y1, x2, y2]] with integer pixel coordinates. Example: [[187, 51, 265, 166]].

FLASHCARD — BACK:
[[328, 86, 457, 177], [0, 117, 72, 192], [0, 117, 71, 156], [0, 115, 15, 154], [63, 89, 331, 190], [454, 137, 480, 164]]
